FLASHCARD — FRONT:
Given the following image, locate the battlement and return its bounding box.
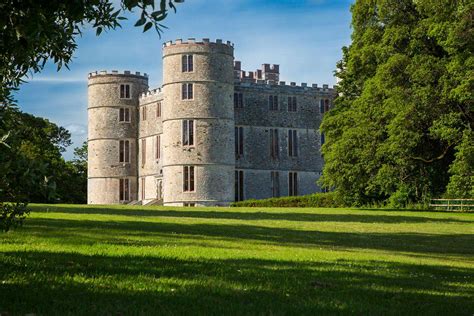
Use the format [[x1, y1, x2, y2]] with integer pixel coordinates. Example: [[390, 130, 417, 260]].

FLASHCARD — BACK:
[[163, 38, 234, 48], [262, 63, 279, 74], [140, 87, 162, 98], [88, 70, 148, 79], [236, 79, 336, 92], [235, 61, 280, 82]]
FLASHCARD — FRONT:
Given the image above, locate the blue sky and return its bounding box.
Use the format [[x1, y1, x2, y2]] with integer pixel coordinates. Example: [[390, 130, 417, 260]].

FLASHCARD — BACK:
[[15, 0, 354, 159]]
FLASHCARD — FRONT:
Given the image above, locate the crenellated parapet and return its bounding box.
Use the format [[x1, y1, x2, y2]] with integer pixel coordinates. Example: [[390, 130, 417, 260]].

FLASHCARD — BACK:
[[163, 38, 234, 48], [236, 79, 336, 92], [140, 87, 162, 99], [162, 38, 234, 57], [88, 70, 148, 79]]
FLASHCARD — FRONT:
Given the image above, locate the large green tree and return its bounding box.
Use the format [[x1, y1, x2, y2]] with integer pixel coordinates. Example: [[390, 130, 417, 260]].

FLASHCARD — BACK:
[[321, 0, 473, 206]]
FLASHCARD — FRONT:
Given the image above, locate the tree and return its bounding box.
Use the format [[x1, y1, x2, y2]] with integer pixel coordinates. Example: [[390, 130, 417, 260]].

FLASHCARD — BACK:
[[0, 108, 74, 202], [0, 0, 183, 104], [321, 0, 473, 206], [1, 109, 90, 204], [57, 142, 88, 204], [1, 0, 182, 230]]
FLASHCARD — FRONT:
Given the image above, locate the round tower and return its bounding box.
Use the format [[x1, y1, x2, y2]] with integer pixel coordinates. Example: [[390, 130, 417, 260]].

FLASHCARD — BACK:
[[87, 70, 148, 204], [162, 38, 235, 206]]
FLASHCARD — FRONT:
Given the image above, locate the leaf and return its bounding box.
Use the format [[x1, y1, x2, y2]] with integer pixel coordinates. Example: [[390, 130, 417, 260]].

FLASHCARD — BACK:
[[143, 22, 153, 32], [134, 17, 146, 27], [96, 27, 102, 36]]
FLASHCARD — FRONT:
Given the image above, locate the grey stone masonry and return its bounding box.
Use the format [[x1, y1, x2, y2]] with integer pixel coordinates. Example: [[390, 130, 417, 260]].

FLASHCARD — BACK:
[[87, 38, 336, 206]]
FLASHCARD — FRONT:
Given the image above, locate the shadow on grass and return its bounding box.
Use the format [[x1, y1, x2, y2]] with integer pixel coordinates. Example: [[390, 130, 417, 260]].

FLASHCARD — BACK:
[[0, 250, 472, 315], [22, 217, 474, 256], [31, 205, 473, 224]]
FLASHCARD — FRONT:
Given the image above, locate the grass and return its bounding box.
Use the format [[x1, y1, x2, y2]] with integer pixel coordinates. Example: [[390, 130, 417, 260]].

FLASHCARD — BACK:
[[0, 204, 473, 315]]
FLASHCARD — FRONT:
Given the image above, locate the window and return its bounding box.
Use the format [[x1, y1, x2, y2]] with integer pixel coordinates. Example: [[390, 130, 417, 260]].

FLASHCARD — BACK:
[[182, 83, 193, 100], [321, 133, 325, 145], [271, 171, 280, 198], [182, 120, 194, 146], [183, 166, 195, 192], [288, 172, 298, 196], [141, 106, 147, 121], [141, 178, 146, 200], [288, 129, 298, 157], [269, 95, 278, 111], [182, 54, 193, 72], [141, 138, 146, 166], [156, 135, 161, 160], [119, 108, 130, 122], [119, 140, 130, 163], [234, 92, 243, 108], [120, 84, 130, 99], [184, 203, 196, 207], [156, 102, 162, 118], [235, 170, 244, 202], [119, 178, 130, 201], [320, 99, 330, 114], [270, 129, 279, 159], [235, 126, 244, 158], [288, 96, 297, 112]]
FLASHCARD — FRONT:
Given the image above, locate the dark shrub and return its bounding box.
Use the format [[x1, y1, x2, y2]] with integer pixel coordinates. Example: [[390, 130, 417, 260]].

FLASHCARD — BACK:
[[231, 192, 343, 208]]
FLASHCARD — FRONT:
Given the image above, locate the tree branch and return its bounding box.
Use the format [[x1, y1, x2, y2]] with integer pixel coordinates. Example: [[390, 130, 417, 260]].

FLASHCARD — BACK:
[[410, 144, 453, 163]]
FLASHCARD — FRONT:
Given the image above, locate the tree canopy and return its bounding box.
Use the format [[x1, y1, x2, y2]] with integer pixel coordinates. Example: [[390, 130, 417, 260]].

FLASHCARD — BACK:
[[0, 108, 87, 204], [321, 0, 473, 206], [0, 0, 182, 104]]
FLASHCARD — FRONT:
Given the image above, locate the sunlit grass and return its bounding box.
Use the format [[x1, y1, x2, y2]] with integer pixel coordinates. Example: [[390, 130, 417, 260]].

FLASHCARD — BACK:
[[1, 204, 473, 315]]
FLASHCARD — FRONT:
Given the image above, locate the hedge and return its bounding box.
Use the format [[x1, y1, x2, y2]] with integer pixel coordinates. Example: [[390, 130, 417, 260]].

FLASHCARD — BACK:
[[231, 192, 343, 208]]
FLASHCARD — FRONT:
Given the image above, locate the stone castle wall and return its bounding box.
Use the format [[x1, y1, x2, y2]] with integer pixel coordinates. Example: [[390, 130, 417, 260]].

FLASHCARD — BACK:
[[87, 71, 148, 204], [161, 39, 235, 206], [87, 38, 336, 206]]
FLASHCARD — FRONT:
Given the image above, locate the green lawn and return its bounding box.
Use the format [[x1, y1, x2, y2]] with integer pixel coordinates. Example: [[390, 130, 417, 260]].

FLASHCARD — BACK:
[[1, 205, 473, 315]]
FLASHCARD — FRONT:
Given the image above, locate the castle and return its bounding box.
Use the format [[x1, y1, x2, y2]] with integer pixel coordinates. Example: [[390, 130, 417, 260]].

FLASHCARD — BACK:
[[87, 38, 336, 206]]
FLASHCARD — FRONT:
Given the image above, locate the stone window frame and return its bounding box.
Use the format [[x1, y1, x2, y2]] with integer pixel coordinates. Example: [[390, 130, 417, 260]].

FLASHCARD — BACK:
[[268, 95, 279, 111], [324, 99, 330, 113], [182, 119, 195, 147], [235, 170, 244, 202], [183, 202, 196, 207], [287, 96, 297, 112], [270, 128, 279, 159], [288, 129, 298, 157], [271, 171, 280, 198], [182, 54, 194, 73], [119, 139, 130, 163], [183, 165, 195, 192], [155, 135, 161, 160], [141, 106, 147, 121], [288, 171, 298, 196], [320, 98, 330, 114], [235, 126, 244, 158], [118, 108, 131, 123], [182, 83, 194, 100], [141, 138, 146, 167], [156, 101, 162, 118], [119, 84, 131, 99], [141, 177, 146, 200], [119, 178, 130, 202], [234, 92, 244, 108]]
